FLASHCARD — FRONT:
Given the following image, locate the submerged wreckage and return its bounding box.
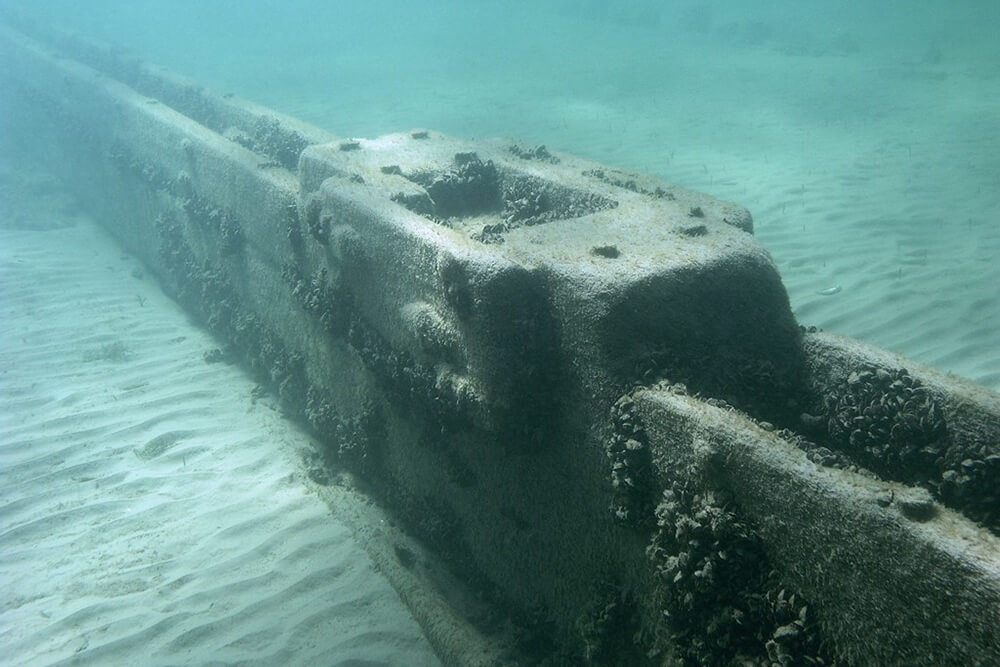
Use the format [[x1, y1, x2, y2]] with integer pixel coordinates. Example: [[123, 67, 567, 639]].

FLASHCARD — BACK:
[[2, 18, 998, 666]]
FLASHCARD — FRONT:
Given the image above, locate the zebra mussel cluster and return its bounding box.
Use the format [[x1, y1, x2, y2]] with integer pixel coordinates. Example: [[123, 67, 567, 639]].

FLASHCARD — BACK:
[[824, 364, 999, 533], [606, 393, 654, 528], [825, 366, 946, 478], [646, 486, 828, 666]]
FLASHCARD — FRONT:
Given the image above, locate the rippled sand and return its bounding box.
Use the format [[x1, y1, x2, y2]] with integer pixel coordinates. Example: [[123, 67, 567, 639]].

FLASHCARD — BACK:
[[0, 172, 441, 665]]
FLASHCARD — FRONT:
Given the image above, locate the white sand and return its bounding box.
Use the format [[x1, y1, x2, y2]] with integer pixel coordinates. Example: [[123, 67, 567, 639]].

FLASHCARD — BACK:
[[0, 167, 441, 665]]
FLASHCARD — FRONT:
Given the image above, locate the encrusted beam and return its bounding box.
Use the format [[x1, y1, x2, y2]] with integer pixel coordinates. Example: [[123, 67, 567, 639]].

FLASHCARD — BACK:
[[2, 19, 997, 665]]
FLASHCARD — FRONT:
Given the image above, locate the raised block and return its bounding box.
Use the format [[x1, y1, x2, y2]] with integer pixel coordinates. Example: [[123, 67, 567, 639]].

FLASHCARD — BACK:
[[295, 134, 799, 435]]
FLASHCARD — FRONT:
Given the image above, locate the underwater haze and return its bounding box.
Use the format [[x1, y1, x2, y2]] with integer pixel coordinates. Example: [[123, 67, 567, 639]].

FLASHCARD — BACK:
[[2, 1, 1000, 665], [11, 0, 998, 387]]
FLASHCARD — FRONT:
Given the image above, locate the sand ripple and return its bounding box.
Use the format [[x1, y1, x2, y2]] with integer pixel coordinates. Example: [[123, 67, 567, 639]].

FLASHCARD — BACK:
[[0, 220, 440, 666]]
